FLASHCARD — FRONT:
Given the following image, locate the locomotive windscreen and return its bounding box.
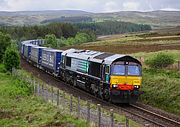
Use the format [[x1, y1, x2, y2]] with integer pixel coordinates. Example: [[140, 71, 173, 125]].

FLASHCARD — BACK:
[[111, 64, 141, 76]]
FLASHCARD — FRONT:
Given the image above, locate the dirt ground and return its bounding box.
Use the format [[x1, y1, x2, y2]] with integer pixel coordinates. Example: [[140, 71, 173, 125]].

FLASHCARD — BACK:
[[63, 43, 180, 54]]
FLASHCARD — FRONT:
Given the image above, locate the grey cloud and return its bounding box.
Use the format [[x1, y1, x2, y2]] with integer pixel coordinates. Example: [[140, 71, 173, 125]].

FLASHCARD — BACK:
[[0, 0, 179, 12], [0, 0, 7, 6]]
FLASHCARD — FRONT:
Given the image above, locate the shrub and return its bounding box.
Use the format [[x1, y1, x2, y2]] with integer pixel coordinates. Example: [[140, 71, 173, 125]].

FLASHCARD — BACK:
[[44, 34, 58, 48], [145, 53, 175, 69], [0, 64, 6, 73], [176, 32, 180, 35], [0, 32, 11, 62], [3, 47, 20, 72]]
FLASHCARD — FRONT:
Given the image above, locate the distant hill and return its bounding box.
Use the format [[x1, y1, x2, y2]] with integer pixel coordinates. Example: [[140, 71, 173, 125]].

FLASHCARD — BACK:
[[0, 10, 92, 26], [95, 10, 180, 28], [0, 10, 180, 28], [0, 10, 92, 16]]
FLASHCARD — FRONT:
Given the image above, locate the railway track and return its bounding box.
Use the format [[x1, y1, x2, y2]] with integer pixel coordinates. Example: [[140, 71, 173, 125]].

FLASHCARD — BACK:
[[129, 104, 180, 127], [21, 58, 180, 127]]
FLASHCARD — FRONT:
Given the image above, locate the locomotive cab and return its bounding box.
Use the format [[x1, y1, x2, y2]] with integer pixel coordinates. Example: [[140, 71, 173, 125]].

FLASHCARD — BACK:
[[109, 56, 142, 103]]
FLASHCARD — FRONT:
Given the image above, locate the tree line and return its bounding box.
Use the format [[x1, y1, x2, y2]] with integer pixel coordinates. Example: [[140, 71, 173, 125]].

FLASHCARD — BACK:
[[75, 21, 152, 35], [0, 23, 78, 40], [41, 16, 93, 24], [0, 21, 151, 42], [0, 21, 151, 49], [44, 31, 96, 48]]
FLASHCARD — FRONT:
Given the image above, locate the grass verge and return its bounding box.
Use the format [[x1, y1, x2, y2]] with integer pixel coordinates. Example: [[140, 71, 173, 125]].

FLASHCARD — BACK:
[[133, 50, 180, 61], [140, 68, 180, 115], [0, 71, 92, 127]]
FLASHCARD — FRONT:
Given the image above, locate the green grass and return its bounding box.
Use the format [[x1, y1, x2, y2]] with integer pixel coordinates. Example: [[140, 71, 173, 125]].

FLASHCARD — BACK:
[[133, 50, 180, 61], [0, 72, 92, 127], [113, 114, 142, 127], [132, 50, 180, 115], [0, 64, 6, 73], [0, 66, 142, 127], [140, 68, 180, 115]]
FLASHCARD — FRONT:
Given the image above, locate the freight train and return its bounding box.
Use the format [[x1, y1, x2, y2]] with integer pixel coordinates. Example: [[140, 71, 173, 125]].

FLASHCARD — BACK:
[[21, 39, 142, 103]]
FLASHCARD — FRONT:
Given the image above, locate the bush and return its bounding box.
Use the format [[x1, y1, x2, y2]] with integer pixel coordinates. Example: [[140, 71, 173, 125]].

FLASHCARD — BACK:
[[145, 53, 175, 69], [0, 64, 6, 73], [176, 32, 180, 35], [0, 32, 11, 62], [44, 34, 58, 48], [3, 47, 20, 72], [57, 37, 67, 48], [44, 32, 95, 48]]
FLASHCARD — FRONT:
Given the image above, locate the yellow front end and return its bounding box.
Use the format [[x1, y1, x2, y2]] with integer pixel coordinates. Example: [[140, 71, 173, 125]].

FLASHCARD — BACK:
[[110, 76, 142, 90], [110, 75, 142, 103]]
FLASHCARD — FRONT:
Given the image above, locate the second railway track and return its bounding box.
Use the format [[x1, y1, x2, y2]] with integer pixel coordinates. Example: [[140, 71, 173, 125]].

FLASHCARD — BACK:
[[21, 58, 180, 127]]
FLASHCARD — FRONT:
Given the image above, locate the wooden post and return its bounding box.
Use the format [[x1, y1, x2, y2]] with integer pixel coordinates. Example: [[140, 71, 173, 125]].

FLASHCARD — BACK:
[[110, 109, 114, 127], [126, 116, 129, 127], [12, 68, 15, 76], [39, 83, 41, 96], [97, 104, 101, 127], [178, 61, 180, 71], [57, 90, 59, 106], [37, 83, 40, 96], [70, 94, 73, 112], [42, 83, 44, 99], [31, 78, 33, 93], [51, 86, 53, 103], [63, 91, 65, 99], [45, 85, 48, 102], [87, 101, 90, 123], [33, 79, 36, 95], [77, 96, 80, 119]]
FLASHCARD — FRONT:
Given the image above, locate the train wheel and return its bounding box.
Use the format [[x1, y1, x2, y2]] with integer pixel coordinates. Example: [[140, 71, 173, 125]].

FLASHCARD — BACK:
[[69, 76, 74, 86], [103, 87, 110, 101], [73, 77, 77, 87]]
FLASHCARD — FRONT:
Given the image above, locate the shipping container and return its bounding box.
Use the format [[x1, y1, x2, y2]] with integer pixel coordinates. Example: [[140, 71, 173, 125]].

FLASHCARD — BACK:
[[30, 46, 46, 65], [41, 48, 63, 74], [24, 44, 34, 59]]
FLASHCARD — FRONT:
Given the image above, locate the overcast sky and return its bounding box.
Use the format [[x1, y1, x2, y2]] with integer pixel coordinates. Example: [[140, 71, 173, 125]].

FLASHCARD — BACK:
[[0, 0, 180, 12]]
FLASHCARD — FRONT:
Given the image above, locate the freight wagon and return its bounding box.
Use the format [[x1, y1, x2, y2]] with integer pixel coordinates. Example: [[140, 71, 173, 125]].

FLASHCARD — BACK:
[[30, 46, 46, 67], [41, 48, 63, 76]]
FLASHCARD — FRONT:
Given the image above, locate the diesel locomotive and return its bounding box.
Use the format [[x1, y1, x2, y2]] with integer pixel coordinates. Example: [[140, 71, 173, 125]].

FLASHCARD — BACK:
[[21, 39, 142, 103]]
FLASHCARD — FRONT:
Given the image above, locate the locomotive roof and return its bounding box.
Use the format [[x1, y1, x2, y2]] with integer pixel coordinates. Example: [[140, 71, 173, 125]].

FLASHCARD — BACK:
[[64, 49, 104, 60], [63, 48, 141, 65]]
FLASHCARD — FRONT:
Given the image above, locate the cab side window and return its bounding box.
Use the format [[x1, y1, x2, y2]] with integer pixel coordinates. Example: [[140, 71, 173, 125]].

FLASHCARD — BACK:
[[105, 66, 110, 74]]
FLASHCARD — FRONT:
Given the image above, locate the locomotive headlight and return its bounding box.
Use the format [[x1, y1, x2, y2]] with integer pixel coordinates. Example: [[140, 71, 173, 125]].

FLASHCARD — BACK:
[[112, 84, 118, 88], [134, 85, 139, 88]]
